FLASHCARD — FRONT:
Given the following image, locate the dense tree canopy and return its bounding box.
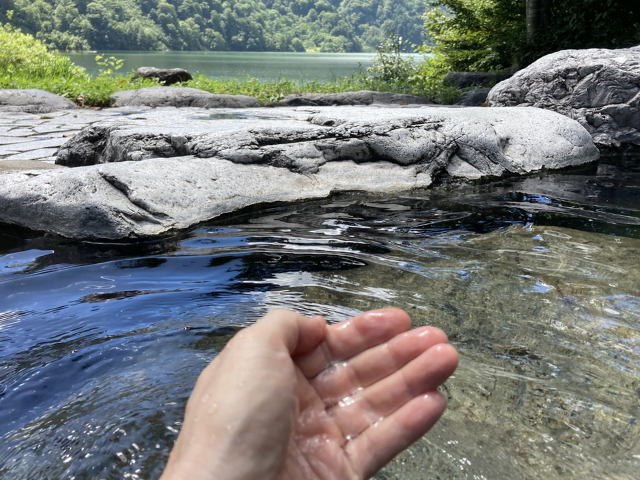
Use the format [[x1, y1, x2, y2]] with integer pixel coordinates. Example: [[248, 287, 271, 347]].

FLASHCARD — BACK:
[[0, 0, 428, 52], [424, 0, 640, 72]]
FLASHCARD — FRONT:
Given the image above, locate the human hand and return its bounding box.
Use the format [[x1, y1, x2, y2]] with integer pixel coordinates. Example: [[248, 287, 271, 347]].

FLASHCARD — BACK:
[[160, 308, 458, 480]]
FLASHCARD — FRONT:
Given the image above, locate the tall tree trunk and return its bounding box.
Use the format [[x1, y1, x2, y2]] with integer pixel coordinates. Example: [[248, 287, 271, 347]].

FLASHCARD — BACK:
[[526, 0, 552, 41]]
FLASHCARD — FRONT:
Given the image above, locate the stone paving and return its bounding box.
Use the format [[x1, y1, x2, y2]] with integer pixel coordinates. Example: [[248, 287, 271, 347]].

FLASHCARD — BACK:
[[0, 103, 453, 174], [0, 107, 152, 173]]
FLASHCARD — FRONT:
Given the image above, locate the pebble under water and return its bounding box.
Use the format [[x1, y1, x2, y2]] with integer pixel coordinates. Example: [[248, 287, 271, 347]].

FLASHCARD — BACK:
[[1, 159, 639, 479]]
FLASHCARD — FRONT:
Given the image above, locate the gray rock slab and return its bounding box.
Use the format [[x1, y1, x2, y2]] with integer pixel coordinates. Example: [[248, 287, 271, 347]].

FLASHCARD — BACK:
[[454, 88, 491, 106], [0, 137, 68, 156], [0, 89, 78, 113], [1, 105, 599, 240], [0, 136, 49, 145], [0, 129, 43, 137], [444, 72, 511, 89], [31, 131, 79, 139], [32, 125, 83, 134], [110, 87, 260, 108], [486, 46, 640, 150], [57, 105, 599, 177], [0, 160, 65, 173], [0, 157, 431, 240], [277, 90, 431, 106], [2, 148, 60, 161]]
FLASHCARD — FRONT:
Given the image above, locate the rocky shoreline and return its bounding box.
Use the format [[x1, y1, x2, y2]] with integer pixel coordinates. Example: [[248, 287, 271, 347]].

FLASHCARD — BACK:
[[0, 45, 637, 240]]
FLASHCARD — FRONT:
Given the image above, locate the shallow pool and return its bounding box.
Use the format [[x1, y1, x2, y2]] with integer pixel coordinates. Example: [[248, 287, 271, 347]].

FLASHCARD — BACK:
[[1, 158, 639, 479]]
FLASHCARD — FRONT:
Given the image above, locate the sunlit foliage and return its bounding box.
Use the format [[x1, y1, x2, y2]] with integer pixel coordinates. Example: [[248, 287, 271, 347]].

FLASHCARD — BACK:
[[0, 0, 429, 52]]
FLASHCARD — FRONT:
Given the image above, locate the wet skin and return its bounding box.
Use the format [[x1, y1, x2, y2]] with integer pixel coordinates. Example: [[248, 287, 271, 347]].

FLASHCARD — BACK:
[[160, 308, 459, 480]]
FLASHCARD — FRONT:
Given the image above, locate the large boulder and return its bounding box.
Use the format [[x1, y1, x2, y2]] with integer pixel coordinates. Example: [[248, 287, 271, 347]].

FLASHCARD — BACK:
[[56, 105, 598, 174], [0, 104, 598, 240], [0, 158, 434, 240], [276, 90, 431, 106], [0, 89, 77, 113], [444, 72, 511, 89], [111, 87, 260, 108], [132, 67, 193, 85], [486, 46, 640, 152]]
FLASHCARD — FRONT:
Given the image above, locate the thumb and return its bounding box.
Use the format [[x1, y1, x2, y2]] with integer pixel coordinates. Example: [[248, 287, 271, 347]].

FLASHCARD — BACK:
[[252, 309, 328, 356]]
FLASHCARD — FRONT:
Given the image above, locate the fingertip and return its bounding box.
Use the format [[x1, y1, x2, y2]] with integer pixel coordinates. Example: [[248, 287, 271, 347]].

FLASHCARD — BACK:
[[433, 343, 459, 370], [423, 389, 447, 409], [366, 308, 412, 325], [417, 390, 448, 426], [414, 325, 449, 345], [355, 308, 412, 335], [293, 313, 328, 356]]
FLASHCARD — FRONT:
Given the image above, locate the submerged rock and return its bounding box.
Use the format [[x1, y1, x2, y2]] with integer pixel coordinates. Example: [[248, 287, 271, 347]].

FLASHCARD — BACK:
[[0, 89, 77, 113], [0, 105, 598, 240], [276, 90, 431, 106], [110, 87, 260, 108], [487, 46, 640, 151], [132, 67, 193, 85]]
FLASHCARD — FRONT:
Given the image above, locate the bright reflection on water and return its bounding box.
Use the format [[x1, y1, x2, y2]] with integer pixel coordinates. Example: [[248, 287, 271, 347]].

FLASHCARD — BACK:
[[0, 160, 639, 479]]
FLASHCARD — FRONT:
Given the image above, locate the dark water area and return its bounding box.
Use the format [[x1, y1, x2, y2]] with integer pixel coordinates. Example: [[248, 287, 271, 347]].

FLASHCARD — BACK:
[[1, 158, 640, 479]]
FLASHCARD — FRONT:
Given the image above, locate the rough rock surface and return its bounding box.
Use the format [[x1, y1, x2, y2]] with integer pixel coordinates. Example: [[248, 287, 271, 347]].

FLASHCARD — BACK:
[[0, 105, 598, 240], [444, 72, 511, 89], [487, 46, 640, 150], [56, 105, 598, 175], [110, 87, 260, 108], [132, 67, 193, 85], [0, 157, 434, 240], [0, 89, 77, 113], [454, 88, 491, 106], [276, 90, 431, 106]]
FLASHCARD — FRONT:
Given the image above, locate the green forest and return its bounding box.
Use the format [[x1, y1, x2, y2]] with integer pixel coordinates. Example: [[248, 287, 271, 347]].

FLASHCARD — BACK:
[[0, 0, 427, 52]]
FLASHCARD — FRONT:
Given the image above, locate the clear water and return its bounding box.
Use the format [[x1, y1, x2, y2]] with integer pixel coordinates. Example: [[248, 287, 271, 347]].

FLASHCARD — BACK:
[[1, 159, 639, 479], [67, 51, 381, 82]]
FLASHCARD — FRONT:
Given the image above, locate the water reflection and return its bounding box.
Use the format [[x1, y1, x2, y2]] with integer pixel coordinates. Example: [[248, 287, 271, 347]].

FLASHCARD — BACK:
[[0, 161, 639, 478]]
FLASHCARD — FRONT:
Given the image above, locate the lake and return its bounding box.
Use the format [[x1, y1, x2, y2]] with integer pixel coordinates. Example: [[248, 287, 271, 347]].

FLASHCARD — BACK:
[[68, 51, 385, 82], [1, 157, 639, 479]]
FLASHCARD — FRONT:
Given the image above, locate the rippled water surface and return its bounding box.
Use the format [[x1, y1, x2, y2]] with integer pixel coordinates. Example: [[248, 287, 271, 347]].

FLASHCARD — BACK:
[[1, 160, 639, 479]]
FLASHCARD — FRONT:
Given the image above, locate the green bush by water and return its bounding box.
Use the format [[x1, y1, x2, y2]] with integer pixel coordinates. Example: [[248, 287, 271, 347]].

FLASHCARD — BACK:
[[0, 22, 85, 79]]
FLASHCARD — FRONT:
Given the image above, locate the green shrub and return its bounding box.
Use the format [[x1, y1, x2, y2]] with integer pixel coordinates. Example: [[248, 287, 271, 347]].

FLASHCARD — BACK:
[[0, 22, 86, 79]]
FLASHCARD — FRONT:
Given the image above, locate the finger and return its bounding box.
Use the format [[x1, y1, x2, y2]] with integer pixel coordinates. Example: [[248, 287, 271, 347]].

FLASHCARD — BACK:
[[310, 326, 448, 406], [327, 344, 458, 440], [189, 309, 326, 405], [347, 391, 448, 479], [252, 309, 327, 356], [295, 308, 411, 378]]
